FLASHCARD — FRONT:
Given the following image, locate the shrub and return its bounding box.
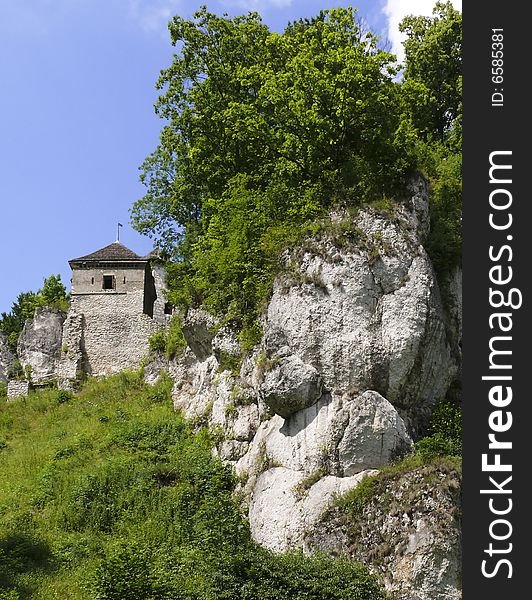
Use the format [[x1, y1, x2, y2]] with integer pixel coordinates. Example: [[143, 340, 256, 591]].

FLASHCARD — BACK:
[[92, 544, 160, 600], [165, 316, 187, 360], [414, 400, 462, 459], [0, 374, 388, 599], [148, 330, 167, 354], [55, 389, 73, 404]]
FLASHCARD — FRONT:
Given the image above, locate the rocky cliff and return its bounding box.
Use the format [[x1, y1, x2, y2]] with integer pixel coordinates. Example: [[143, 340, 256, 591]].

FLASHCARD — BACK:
[[305, 459, 462, 600], [144, 178, 462, 599], [6, 178, 462, 598]]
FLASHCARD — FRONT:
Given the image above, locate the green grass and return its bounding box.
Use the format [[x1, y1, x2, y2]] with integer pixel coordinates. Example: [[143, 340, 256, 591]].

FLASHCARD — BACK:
[[0, 372, 385, 600]]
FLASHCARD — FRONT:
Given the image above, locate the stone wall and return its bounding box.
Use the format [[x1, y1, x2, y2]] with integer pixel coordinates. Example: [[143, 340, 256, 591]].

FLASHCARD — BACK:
[[72, 265, 146, 296], [69, 292, 160, 377], [7, 380, 30, 401], [3, 263, 167, 389]]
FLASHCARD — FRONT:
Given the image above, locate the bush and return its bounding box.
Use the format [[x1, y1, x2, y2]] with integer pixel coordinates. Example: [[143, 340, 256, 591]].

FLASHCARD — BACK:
[[92, 544, 160, 600], [0, 374, 388, 599], [148, 318, 187, 360], [93, 544, 385, 600], [55, 389, 73, 404], [165, 316, 187, 360], [148, 330, 167, 354], [414, 400, 462, 459]]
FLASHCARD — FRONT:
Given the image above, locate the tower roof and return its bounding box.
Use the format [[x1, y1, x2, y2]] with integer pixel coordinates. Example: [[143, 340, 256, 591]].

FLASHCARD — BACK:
[[69, 241, 147, 266]]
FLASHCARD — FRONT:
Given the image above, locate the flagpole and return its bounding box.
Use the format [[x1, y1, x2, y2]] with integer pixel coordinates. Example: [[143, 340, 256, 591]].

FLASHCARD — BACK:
[[116, 222, 123, 242]]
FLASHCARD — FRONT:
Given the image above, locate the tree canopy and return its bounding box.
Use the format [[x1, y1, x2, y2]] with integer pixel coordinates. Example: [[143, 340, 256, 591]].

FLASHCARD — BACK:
[[400, 1, 462, 144], [131, 3, 462, 345]]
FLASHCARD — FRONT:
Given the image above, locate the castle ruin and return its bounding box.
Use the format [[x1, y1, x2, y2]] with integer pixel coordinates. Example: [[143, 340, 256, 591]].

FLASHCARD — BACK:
[[63, 241, 169, 379], [4, 241, 170, 398]]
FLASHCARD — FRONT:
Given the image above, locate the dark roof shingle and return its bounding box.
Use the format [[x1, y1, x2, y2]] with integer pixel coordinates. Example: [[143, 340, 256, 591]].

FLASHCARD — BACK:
[[70, 242, 146, 264]]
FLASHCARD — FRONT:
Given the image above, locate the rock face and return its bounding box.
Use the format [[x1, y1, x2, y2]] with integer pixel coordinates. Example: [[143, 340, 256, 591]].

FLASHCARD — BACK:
[[249, 467, 373, 552], [181, 309, 216, 361], [17, 308, 66, 384], [263, 194, 455, 435], [0, 332, 15, 382], [152, 178, 461, 599], [305, 462, 462, 600], [260, 351, 323, 418]]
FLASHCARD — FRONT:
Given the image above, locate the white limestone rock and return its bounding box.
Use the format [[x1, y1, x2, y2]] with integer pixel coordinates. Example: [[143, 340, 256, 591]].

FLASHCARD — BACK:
[[305, 461, 462, 600], [335, 391, 412, 475], [0, 331, 16, 383], [259, 353, 323, 418], [263, 200, 456, 431], [142, 353, 169, 386], [163, 179, 461, 600], [17, 307, 66, 384], [212, 325, 241, 366], [236, 391, 410, 482], [233, 403, 260, 442], [181, 308, 216, 360], [249, 466, 374, 552], [170, 352, 219, 420]]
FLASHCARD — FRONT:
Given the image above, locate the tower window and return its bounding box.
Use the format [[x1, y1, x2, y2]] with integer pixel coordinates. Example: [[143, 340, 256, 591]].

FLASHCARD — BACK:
[[103, 275, 116, 290], [164, 302, 173, 315], [91, 277, 94, 285], [123, 276, 126, 284]]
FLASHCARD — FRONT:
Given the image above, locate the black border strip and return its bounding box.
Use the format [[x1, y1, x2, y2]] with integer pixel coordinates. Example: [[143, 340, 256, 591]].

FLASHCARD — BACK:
[[463, 3, 531, 595]]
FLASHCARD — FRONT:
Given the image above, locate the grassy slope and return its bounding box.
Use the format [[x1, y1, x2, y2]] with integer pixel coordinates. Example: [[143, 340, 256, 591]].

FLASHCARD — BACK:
[[0, 373, 384, 600], [0, 372, 182, 598]]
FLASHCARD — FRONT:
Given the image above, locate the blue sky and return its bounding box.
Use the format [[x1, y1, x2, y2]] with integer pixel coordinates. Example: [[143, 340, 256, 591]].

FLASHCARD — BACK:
[[0, 0, 460, 313]]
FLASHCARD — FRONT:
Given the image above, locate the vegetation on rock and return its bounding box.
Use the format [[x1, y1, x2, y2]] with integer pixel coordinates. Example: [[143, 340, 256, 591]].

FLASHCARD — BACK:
[[337, 398, 462, 521], [131, 3, 462, 343]]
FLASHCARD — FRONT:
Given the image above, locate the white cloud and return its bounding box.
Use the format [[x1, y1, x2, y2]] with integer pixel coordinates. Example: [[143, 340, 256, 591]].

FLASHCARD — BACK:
[[127, 0, 184, 32], [220, 0, 293, 11], [383, 0, 462, 64]]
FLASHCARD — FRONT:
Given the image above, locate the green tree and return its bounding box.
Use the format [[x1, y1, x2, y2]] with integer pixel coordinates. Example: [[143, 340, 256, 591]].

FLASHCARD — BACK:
[[399, 1, 462, 144], [398, 2, 462, 275], [40, 274, 69, 308], [132, 7, 411, 337], [0, 291, 41, 350]]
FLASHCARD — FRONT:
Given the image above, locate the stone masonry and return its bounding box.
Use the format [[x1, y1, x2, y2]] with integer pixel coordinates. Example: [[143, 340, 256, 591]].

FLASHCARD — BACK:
[[7, 380, 30, 401], [4, 241, 171, 392], [62, 241, 167, 380]]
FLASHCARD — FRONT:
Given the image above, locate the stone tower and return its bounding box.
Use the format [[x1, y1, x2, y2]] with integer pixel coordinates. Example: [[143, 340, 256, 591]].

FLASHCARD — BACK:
[[60, 241, 165, 380]]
